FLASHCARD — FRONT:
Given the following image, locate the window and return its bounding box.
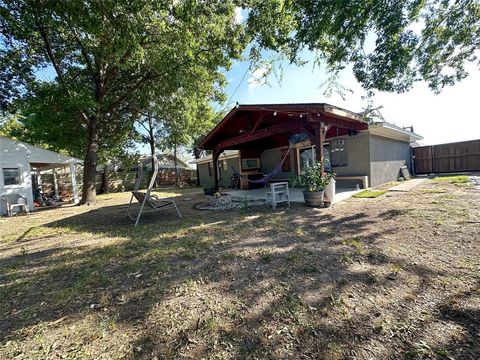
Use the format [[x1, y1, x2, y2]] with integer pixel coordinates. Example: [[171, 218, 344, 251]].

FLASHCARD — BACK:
[[241, 158, 260, 170], [3, 167, 21, 186], [297, 145, 332, 174], [207, 160, 225, 178], [298, 146, 315, 174], [331, 139, 348, 167]]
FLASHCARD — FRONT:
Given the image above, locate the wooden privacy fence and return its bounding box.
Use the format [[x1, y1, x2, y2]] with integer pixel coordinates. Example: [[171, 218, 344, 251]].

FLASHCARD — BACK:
[[413, 139, 480, 174], [95, 169, 197, 193]]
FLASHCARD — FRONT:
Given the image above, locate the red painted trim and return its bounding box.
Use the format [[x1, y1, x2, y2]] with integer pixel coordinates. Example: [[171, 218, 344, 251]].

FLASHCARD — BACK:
[[216, 119, 303, 150]]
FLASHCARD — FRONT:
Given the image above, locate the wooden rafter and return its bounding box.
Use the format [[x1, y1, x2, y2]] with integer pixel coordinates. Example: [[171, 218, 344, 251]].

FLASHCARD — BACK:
[[251, 113, 267, 133], [215, 118, 303, 151]]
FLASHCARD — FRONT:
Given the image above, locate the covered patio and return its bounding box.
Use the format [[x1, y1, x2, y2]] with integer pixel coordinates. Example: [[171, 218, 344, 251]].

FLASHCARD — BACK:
[[226, 186, 362, 205], [0, 136, 82, 215], [198, 103, 369, 193]]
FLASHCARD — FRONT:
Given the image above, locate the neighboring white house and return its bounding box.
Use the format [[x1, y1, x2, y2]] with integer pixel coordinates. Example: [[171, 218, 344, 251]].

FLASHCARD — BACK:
[[0, 136, 83, 216]]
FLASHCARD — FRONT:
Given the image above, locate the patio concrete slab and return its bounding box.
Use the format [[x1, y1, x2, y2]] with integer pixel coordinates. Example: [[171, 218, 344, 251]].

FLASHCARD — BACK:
[[468, 176, 480, 190], [388, 178, 427, 192], [225, 186, 362, 205]]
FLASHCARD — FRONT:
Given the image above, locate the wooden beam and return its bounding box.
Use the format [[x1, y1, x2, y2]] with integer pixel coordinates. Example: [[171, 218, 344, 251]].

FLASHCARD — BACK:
[[307, 112, 366, 131], [212, 148, 221, 190], [314, 121, 329, 169], [314, 125, 322, 163], [217, 119, 303, 150], [251, 113, 267, 133]]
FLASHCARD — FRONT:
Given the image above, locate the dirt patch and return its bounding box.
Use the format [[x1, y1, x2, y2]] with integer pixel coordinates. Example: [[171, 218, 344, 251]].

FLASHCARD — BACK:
[[1, 182, 479, 359]]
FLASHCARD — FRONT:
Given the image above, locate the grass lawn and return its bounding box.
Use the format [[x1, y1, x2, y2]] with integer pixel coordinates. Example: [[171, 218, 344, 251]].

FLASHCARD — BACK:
[[433, 175, 469, 185], [1, 181, 479, 359], [352, 189, 388, 198]]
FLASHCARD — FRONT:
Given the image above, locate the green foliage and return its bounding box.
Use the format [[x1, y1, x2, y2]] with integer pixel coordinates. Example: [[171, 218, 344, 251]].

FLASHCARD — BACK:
[[434, 175, 469, 184], [0, 0, 245, 202], [353, 190, 387, 198], [244, 0, 480, 93], [0, 114, 23, 139], [296, 162, 333, 192]]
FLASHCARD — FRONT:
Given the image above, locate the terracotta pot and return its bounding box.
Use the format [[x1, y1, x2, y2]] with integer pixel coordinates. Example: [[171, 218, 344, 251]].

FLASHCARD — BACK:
[[303, 190, 324, 207]]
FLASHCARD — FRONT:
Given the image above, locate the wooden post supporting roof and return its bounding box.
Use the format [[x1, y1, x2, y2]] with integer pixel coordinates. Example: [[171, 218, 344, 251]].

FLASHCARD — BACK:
[[212, 148, 221, 190], [314, 125, 322, 163], [313, 119, 330, 170]]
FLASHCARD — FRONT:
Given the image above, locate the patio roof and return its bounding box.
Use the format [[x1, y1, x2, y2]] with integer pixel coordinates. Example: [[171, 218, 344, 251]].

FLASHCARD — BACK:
[[199, 103, 368, 151], [369, 122, 424, 142], [1, 136, 83, 170], [199, 103, 369, 190]]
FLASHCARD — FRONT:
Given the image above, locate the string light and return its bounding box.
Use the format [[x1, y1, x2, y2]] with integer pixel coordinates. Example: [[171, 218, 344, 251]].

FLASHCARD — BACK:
[[259, 107, 328, 118], [235, 102, 239, 108]]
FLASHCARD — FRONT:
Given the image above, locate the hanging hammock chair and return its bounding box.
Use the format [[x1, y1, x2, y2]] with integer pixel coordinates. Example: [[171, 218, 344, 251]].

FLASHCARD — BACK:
[[127, 154, 182, 227]]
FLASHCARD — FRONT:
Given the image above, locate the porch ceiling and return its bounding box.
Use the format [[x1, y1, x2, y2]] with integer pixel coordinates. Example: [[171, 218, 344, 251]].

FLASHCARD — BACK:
[[199, 103, 368, 151], [30, 162, 70, 170]]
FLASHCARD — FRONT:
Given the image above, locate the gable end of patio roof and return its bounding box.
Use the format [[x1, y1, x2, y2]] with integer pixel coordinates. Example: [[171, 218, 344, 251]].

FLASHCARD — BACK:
[[199, 103, 368, 151]]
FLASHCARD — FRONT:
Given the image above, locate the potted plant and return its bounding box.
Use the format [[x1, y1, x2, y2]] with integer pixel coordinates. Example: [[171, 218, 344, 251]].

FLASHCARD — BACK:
[[296, 161, 334, 207], [203, 185, 215, 196]]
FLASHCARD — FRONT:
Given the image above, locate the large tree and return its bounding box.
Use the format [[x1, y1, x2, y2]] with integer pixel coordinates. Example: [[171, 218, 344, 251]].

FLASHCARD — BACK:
[[3, 1, 479, 204], [0, 0, 243, 204], [243, 0, 480, 93], [141, 92, 219, 186]]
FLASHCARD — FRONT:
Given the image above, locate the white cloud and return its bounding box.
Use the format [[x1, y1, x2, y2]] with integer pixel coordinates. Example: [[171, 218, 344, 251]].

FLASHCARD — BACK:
[[247, 66, 271, 91], [234, 7, 244, 24]]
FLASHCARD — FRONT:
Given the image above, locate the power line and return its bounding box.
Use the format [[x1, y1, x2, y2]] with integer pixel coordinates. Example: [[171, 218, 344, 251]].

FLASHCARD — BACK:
[[218, 64, 250, 115]]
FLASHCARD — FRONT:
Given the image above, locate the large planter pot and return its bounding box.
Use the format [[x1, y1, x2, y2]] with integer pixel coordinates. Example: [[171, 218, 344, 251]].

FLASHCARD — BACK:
[[324, 178, 336, 203], [303, 190, 324, 207], [203, 187, 215, 196]]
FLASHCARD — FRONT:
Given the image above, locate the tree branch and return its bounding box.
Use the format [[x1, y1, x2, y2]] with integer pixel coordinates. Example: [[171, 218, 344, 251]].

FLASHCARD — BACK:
[[35, 19, 67, 87], [67, 24, 96, 82], [34, 16, 91, 125]]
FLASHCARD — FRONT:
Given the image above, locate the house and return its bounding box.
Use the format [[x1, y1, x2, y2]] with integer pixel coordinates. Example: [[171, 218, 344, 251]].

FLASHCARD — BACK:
[[140, 153, 193, 170], [139, 153, 196, 186], [193, 103, 422, 190], [0, 136, 82, 215]]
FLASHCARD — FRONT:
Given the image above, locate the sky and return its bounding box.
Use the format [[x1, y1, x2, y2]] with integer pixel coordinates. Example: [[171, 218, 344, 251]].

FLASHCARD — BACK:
[[31, 10, 480, 149], [222, 53, 480, 146]]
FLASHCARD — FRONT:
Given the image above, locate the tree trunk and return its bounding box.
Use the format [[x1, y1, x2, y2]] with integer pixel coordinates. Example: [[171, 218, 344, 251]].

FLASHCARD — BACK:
[[193, 145, 201, 186], [80, 117, 99, 205], [102, 165, 109, 194], [173, 139, 179, 187], [148, 111, 158, 187]]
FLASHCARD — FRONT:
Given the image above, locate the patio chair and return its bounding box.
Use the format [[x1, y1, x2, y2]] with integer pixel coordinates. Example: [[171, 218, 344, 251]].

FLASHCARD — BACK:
[[2, 193, 28, 217], [266, 182, 290, 210], [127, 155, 181, 227]]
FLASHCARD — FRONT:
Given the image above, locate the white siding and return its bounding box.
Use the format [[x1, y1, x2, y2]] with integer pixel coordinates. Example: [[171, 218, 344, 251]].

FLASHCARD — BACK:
[[0, 137, 34, 214]]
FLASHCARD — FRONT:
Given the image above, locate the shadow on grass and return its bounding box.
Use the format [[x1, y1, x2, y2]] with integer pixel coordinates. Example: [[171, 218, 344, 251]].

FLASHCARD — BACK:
[[0, 197, 478, 359]]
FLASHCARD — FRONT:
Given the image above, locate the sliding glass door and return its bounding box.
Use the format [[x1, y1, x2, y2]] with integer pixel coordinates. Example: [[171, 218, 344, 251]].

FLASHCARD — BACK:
[[297, 145, 331, 174]]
